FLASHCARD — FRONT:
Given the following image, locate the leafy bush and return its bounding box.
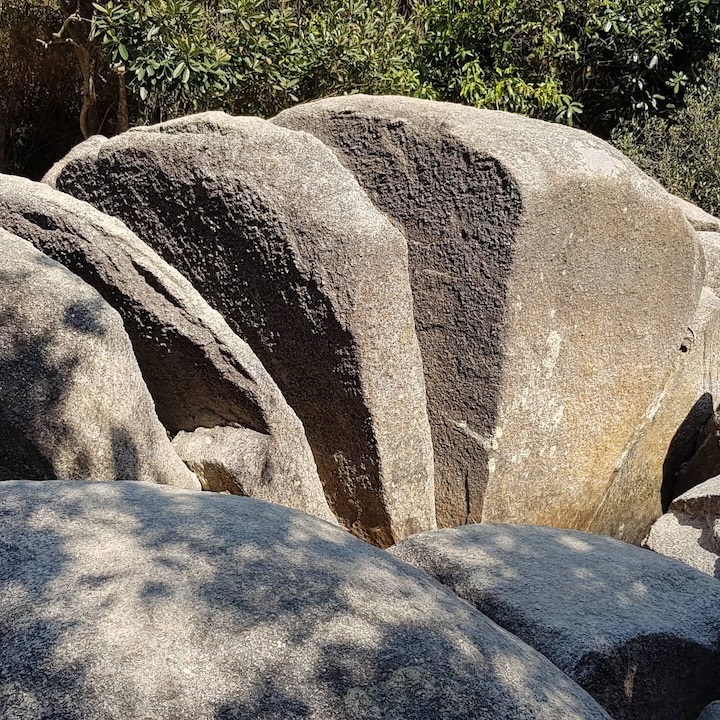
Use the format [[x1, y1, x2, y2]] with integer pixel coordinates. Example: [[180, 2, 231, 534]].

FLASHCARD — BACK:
[[415, 0, 720, 132], [91, 0, 424, 122], [612, 54, 720, 217], [2, 0, 720, 177]]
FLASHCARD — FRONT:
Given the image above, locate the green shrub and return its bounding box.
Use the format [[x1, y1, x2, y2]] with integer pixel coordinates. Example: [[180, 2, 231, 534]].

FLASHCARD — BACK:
[[612, 54, 720, 217], [91, 0, 424, 122], [414, 0, 720, 132]]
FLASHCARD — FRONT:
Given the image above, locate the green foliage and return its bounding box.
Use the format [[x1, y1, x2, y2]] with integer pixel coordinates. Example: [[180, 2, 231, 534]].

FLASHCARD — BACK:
[[3, 0, 720, 178], [415, 0, 584, 123], [612, 54, 720, 217], [91, 0, 423, 121], [415, 0, 720, 131]]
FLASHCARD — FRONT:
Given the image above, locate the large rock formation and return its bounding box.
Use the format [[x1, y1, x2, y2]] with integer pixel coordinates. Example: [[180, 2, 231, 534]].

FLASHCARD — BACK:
[[274, 95, 704, 541], [0, 229, 199, 489], [645, 475, 720, 578], [0, 480, 611, 720], [0, 175, 334, 523], [390, 524, 720, 720], [698, 702, 720, 720], [48, 113, 435, 547]]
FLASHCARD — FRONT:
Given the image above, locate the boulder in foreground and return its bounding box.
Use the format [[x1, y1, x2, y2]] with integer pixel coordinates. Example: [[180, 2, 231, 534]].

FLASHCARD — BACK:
[[0, 480, 611, 720], [391, 523, 720, 720], [0, 175, 332, 522], [0, 230, 198, 489]]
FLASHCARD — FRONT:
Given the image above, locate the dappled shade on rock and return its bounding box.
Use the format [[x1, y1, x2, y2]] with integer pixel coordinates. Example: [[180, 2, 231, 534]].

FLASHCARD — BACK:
[[49, 112, 436, 547], [0, 175, 333, 522], [0, 480, 611, 720], [0, 229, 199, 489], [390, 523, 720, 720]]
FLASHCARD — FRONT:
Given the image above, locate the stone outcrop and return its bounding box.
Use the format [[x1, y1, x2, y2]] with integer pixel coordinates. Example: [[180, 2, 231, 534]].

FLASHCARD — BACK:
[[274, 95, 702, 540], [48, 112, 435, 547], [0, 229, 199, 489], [172, 425, 333, 517], [645, 475, 720, 578], [698, 702, 720, 720], [390, 523, 720, 720], [0, 175, 334, 523], [0, 480, 611, 720]]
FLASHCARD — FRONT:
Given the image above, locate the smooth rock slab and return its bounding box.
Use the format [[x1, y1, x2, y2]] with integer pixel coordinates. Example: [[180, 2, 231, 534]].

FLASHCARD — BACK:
[[0, 175, 333, 523], [645, 475, 720, 578], [50, 113, 435, 547], [275, 95, 701, 541], [0, 481, 611, 720], [390, 523, 720, 720], [0, 230, 199, 488]]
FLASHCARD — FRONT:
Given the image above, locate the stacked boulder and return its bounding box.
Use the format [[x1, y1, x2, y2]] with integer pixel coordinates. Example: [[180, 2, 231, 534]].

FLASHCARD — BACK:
[[1, 95, 719, 718], [276, 95, 710, 542], [0, 228, 199, 490], [391, 523, 720, 720], [645, 475, 720, 578], [45, 96, 715, 545], [0, 480, 613, 720]]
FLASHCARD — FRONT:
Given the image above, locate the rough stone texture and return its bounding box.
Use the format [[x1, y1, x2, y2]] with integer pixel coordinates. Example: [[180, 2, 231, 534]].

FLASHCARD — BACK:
[[49, 112, 435, 547], [698, 702, 720, 720], [275, 95, 701, 540], [0, 480, 612, 720], [644, 511, 720, 579], [645, 475, 720, 578], [586, 310, 720, 543], [0, 175, 333, 523], [674, 410, 720, 500], [390, 523, 720, 720], [698, 232, 720, 296], [0, 229, 199, 489], [673, 195, 720, 232], [42, 134, 108, 188], [173, 425, 333, 519]]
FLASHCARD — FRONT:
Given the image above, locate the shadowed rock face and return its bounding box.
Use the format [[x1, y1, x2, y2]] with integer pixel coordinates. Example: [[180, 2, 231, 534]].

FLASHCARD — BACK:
[[0, 229, 199, 489], [0, 480, 612, 720], [0, 175, 334, 523], [281, 112, 522, 528], [49, 113, 435, 547], [274, 95, 702, 540], [390, 523, 720, 720]]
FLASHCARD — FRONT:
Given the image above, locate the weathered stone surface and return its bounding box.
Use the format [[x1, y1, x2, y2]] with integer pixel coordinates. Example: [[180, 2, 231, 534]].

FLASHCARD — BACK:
[[673, 195, 720, 232], [390, 523, 720, 720], [275, 95, 701, 540], [172, 425, 332, 519], [0, 480, 611, 720], [49, 112, 435, 547], [674, 410, 720, 500], [644, 511, 720, 579], [586, 310, 720, 543], [0, 229, 199, 489], [698, 232, 720, 295], [698, 701, 720, 720], [42, 134, 108, 188], [645, 475, 720, 578], [0, 175, 333, 522]]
